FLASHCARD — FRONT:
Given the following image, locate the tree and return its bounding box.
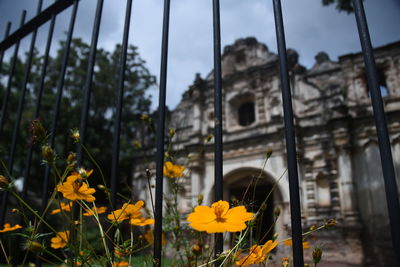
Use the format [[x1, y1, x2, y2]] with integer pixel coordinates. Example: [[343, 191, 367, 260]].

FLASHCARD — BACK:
[[0, 38, 156, 201], [322, 0, 359, 13]]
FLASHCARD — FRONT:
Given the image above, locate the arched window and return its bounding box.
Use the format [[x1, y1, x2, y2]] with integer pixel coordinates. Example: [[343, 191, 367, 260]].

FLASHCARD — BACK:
[[238, 102, 255, 126]]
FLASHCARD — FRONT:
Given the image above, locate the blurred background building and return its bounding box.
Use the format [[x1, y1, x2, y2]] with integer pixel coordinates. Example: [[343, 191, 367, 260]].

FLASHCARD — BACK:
[[134, 37, 400, 266]]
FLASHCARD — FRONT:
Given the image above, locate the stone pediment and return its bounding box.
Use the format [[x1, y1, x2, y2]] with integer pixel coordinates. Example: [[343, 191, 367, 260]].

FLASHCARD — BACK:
[[220, 37, 278, 78], [308, 51, 340, 75]]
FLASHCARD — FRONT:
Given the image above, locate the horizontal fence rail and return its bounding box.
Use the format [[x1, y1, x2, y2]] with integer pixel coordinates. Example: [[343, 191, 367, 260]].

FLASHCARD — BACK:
[[0, 1, 398, 267]]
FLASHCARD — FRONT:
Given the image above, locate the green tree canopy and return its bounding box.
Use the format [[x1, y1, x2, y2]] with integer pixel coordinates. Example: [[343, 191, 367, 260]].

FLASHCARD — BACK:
[[0, 37, 156, 201], [322, 0, 361, 13]]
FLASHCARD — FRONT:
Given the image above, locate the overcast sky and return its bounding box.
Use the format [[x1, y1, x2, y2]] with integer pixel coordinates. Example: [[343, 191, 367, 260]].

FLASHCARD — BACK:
[[0, 0, 399, 110]]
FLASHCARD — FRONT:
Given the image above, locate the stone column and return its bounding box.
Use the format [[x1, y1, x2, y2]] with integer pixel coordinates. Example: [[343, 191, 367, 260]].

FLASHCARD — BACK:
[[337, 146, 359, 225]]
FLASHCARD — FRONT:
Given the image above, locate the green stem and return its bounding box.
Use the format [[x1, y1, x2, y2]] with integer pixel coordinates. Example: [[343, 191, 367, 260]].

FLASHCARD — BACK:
[[80, 201, 112, 264], [129, 224, 133, 266], [42, 247, 65, 263], [0, 240, 10, 265], [9, 190, 58, 234]]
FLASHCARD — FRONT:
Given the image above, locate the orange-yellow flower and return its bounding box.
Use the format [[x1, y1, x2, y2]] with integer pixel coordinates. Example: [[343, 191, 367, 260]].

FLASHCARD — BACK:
[[113, 261, 128, 267], [187, 200, 253, 233], [107, 201, 154, 226], [236, 240, 278, 266], [0, 223, 22, 233], [107, 201, 143, 222], [130, 216, 154, 226], [83, 206, 107, 216], [57, 169, 96, 202], [143, 229, 166, 245], [51, 231, 69, 249], [163, 161, 184, 178], [114, 247, 129, 258], [282, 239, 310, 249], [50, 202, 72, 215]]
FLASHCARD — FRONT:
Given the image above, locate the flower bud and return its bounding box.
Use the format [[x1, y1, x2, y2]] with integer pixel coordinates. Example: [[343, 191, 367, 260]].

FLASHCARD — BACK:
[[67, 152, 76, 167], [133, 140, 142, 149], [282, 257, 289, 267], [25, 241, 43, 253], [272, 233, 279, 241], [169, 128, 176, 137], [274, 207, 281, 217], [30, 119, 46, 144], [97, 184, 106, 190], [197, 194, 204, 205], [312, 247, 323, 264], [70, 129, 80, 143], [191, 244, 202, 256], [41, 145, 55, 162], [141, 114, 151, 123], [260, 202, 267, 211], [205, 134, 213, 143], [266, 148, 273, 158], [325, 219, 337, 228], [304, 264, 310, 267], [0, 175, 9, 189], [11, 208, 19, 214], [309, 224, 317, 231]]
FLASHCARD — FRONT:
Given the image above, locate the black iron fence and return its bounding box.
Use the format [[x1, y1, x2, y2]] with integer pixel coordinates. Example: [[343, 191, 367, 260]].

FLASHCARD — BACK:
[[0, 0, 399, 266]]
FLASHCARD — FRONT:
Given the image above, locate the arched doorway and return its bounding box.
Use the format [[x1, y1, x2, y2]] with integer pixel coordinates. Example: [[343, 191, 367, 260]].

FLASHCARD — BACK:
[[223, 168, 283, 245]]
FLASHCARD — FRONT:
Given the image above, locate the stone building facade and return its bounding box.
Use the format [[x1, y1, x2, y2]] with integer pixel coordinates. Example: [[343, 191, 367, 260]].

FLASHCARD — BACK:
[[133, 37, 400, 266]]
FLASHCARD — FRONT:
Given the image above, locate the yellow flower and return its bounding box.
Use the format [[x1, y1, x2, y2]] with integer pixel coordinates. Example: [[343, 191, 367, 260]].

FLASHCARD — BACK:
[[143, 229, 166, 245], [0, 223, 22, 233], [107, 201, 143, 222], [114, 247, 129, 258], [282, 239, 310, 249], [57, 170, 96, 202], [51, 231, 69, 249], [187, 200, 253, 233], [282, 257, 290, 267], [130, 216, 154, 226], [113, 261, 129, 267], [236, 240, 278, 266], [108, 201, 154, 226], [83, 206, 107, 216], [163, 161, 184, 178], [0, 175, 9, 189], [50, 202, 72, 215]]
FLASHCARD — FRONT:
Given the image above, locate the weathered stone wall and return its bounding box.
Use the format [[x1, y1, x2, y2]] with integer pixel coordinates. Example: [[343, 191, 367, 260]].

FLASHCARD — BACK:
[[132, 37, 400, 266]]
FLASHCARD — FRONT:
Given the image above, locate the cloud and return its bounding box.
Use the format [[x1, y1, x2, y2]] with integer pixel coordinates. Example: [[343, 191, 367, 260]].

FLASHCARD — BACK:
[[0, 0, 399, 110]]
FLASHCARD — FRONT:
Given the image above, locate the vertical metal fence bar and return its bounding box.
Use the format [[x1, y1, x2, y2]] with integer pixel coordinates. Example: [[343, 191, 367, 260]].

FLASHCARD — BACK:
[[0, 22, 11, 73], [108, 0, 133, 258], [0, 11, 26, 141], [6, 2, 43, 263], [272, 0, 304, 266], [36, 3, 79, 265], [110, 0, 132, 209], [22, 0, 57, 199], [40, 0, 79, 216], [352, 0, 400, 266], [212, 0, 224, 262], [8, 0, 42, 186], [153, 0, 171, 265], [77, 0, 104, 165], [0, 11, 26, 227]]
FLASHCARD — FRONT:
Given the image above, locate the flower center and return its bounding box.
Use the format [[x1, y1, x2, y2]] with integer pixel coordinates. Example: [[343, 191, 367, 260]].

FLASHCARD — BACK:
[[214, 204, 226, 222], [73, 179, 83, 191]]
